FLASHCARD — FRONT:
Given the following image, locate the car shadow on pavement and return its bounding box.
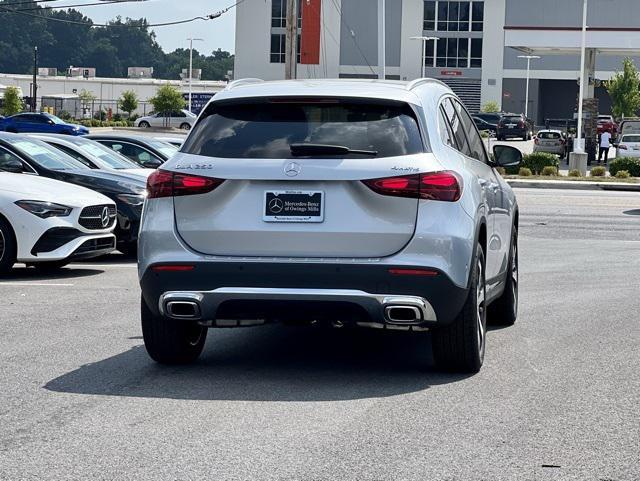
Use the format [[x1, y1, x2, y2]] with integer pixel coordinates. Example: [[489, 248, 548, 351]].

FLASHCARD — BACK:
[[45, 325, 473, 401], [4, 265, 103, 281]]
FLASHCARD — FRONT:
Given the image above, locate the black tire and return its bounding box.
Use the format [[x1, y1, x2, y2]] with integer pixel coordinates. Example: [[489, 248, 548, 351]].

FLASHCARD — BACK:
[[497, 135, 504, 141], [118, 242, 137, 258], [30, 260, 70, 271], [141, 295, 207, 364], [139, 121, 150, 128], [0, 216, 17, 276], [179, 123, 191, 131], [432, 243, 487, 373], [489, 227, 518, 326]]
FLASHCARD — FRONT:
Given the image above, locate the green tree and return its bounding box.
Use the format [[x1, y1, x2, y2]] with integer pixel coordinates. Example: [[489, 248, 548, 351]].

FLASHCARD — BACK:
[[481, 101, 500, 113], [78, 89, 96, 110], [2, 86, 24, 116], [605, 58, 640, 119], [149, 84, 185, 126], [118, 90, 138, 118]]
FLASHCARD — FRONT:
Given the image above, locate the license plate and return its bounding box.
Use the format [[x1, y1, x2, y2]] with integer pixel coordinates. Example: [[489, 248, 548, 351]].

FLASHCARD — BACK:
[[506, 124, 516, 128], [263, 191, 324, 223]]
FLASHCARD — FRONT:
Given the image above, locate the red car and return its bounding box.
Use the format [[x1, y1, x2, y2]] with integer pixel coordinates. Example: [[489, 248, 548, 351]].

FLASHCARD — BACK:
[[597, 115, 618, 137]]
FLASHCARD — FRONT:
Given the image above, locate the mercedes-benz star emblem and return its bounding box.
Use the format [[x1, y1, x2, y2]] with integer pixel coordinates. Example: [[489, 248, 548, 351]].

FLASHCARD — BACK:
[[101, 207, 110, 228], [284, 162, 302, 177], [268, 198, 284, 214]]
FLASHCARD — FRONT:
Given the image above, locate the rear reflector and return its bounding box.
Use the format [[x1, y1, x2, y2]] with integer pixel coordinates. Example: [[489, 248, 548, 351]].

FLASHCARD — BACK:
[[151, 265, 195, 272], [388, 268, 439, 277], [147, 170, 224, 198], [362, 171, 462, 202]]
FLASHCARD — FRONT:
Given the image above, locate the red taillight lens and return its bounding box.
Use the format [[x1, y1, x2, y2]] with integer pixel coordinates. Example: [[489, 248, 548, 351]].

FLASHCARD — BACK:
[[388, 268, 439, 276], [534, 138, 539, 145], [619, 144, 628, 150], [147, 170, 224, 198], [518, 121, 524, 128], [362, 171, 462, 202], [151, 264, 195, 272]]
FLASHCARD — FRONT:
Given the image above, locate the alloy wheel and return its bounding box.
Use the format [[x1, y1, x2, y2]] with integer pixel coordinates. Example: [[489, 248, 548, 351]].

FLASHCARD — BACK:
[[511, 240, 519, 317], [0, 229, 5, 262], [476, 258, 487, 360]]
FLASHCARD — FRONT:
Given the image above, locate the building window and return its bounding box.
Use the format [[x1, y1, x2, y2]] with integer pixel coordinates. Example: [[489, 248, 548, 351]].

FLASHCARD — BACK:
[[270, 33, 301, 64], [271, 0, 302, 28], [425, 38, 482, 69], [423, 1, 483, 32]]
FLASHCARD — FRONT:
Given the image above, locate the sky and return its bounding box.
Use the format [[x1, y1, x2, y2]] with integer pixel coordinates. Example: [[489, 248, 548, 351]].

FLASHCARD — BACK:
[[63, 0, 237, 54]]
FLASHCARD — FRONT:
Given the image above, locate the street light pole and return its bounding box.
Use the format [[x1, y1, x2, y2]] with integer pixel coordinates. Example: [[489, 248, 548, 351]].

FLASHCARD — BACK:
[[187, 38, 204, 113], [517, 55, 540, 119], [378, 0, 386, 79], [575, 0, 588, 152], [411, 36, 439, 78]]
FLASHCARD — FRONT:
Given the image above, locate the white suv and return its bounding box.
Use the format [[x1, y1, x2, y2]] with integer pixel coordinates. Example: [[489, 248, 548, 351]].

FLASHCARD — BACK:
[[138, 79, 522, 373]]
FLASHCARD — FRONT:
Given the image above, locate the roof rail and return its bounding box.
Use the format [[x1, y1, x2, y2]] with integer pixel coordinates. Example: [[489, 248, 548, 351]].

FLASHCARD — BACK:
[[406, 78, 448, 91], [225, 78, 264, 90]]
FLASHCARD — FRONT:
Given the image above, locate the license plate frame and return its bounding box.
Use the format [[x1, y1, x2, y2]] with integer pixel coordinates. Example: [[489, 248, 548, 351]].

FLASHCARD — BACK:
[[263, 190, 325, 223]]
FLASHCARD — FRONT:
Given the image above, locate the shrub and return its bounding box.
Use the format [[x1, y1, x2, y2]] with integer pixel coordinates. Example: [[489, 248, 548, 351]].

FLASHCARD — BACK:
[[90, 119, 101, 127], [518, 167, 532, 177], [590, 166, 606, 177], [58, 110, 71, 120], [615, 170, 631, 178], [112, 113, 123, 122], [609, 157, 640, 177], [506, 152, 558, 175], [495, 167, 506, 176], [541, 166, 558, 176], [568, 169, 581, 177], [481, 101, 500, 113]]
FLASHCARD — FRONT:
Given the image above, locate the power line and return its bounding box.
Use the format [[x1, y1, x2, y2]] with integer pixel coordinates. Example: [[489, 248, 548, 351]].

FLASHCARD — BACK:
[[6, 0, 151, 11], [0, 0, 244, 27]]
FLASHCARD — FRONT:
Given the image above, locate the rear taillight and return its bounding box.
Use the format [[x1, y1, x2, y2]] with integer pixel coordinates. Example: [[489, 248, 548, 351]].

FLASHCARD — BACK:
[[362, 171, 462, 202], [619, 144, 628, 150], [147, 170, 224, 198], [518, 121, 524, 128], [534, 138, 539, 145]]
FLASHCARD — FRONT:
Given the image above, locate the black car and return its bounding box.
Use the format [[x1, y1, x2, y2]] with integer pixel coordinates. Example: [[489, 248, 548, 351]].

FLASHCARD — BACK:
[[472, 116, 497, 133], [497, 114, 534, 141], [85, 134, 178, 167], [474, 112, 504, 125], [0, 132, 146, 255]]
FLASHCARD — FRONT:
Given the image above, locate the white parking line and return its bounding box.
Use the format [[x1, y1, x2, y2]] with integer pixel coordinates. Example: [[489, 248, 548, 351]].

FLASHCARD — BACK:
[[72, 264, 137, 268], [0, 282, 75, 287]]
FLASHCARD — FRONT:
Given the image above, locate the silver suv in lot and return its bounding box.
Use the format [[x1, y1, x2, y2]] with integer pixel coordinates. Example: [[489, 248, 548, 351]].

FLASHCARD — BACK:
[[138, 79, 522, 373]]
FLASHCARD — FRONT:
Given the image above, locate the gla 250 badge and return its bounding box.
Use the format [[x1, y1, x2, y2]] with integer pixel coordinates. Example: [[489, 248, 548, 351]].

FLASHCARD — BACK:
[[174, 163, 214, 170]]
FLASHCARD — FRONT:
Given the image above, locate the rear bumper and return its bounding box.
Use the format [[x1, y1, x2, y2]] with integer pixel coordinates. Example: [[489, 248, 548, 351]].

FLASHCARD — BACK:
[[140, 262, 469, 326], [498, 128, 527, 137]]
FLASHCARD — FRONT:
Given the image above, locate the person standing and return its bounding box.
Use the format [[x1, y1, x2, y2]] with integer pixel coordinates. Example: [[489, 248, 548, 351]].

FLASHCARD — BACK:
[[599, 130, 611, 165]]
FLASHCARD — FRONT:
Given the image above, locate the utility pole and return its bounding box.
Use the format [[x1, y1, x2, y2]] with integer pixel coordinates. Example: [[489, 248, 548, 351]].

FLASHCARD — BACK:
[[32, 46, 38, 112], [187, 38, 204, 112], [284, 0, 297, 80], [377, 0, 385, 79], [576, 0, 588, 152]]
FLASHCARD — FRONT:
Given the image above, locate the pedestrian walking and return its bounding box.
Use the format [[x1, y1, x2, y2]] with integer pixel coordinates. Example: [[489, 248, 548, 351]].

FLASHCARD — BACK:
[[598, 130, 611, 164]]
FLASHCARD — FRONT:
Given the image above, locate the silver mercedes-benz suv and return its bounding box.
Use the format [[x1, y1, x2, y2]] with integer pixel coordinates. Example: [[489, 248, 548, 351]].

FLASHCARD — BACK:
[[138, 78, 522, 373]]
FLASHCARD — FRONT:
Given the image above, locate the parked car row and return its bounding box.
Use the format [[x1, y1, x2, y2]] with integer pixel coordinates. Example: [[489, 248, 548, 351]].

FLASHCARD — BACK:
[[471, 112, 534, 141], [0, 131, 181, 273]]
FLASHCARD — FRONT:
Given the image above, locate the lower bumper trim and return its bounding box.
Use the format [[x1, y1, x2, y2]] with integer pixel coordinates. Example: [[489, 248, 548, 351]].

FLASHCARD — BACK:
[[159, 288, 438, 326]]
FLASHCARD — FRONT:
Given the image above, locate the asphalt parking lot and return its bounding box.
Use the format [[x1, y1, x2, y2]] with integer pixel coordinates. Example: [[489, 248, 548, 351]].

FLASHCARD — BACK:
[[1, 188, 639, 480]]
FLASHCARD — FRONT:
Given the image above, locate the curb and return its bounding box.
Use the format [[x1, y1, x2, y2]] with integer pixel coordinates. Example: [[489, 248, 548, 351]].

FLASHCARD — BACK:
[[89, 127, 186, 134], [506, 179, 640, 192]]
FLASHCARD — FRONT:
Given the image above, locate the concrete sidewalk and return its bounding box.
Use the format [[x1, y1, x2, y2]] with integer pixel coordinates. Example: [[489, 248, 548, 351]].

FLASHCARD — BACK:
[[506, 178, 640, 191]]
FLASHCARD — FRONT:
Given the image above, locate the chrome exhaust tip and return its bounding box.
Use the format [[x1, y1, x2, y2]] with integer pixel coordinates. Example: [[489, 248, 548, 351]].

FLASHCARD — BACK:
[[165, 300, 201, 319], [384, 305, 422, 324]]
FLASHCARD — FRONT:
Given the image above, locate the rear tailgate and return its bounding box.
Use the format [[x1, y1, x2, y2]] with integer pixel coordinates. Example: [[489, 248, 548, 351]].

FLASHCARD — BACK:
[[171, 97, 438, 258]]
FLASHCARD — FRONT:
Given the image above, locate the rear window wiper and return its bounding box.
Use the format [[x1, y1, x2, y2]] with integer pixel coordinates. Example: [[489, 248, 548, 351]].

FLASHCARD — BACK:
[[290, 143, 378, 157]]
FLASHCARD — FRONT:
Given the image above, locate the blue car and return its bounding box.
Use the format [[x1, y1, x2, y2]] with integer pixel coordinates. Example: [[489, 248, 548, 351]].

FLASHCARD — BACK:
[[0, 112, 89, 136]]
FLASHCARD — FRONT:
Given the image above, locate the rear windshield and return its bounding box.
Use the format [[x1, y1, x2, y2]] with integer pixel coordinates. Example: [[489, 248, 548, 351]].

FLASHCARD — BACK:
[[182, 99, 424, 159], [622, 135, 640, 143], [538, 132, 561, 140], [503, 116, 522, 123]]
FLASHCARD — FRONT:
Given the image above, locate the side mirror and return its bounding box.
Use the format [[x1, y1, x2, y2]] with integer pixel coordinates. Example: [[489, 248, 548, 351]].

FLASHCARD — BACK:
[[48, 119, 55, 125], [142, 159, 162, 169], [493, 145, 522, 167], [1, 159, 24, 173]]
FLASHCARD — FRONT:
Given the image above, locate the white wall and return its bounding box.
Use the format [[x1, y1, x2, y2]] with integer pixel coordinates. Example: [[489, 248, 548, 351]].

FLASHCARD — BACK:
[[480, 0, 506, 109]]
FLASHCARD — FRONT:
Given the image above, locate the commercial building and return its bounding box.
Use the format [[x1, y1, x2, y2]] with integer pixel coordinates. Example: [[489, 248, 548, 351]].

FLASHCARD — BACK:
[[0, 73, 227, 117], [235, 0, 640, 123]]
